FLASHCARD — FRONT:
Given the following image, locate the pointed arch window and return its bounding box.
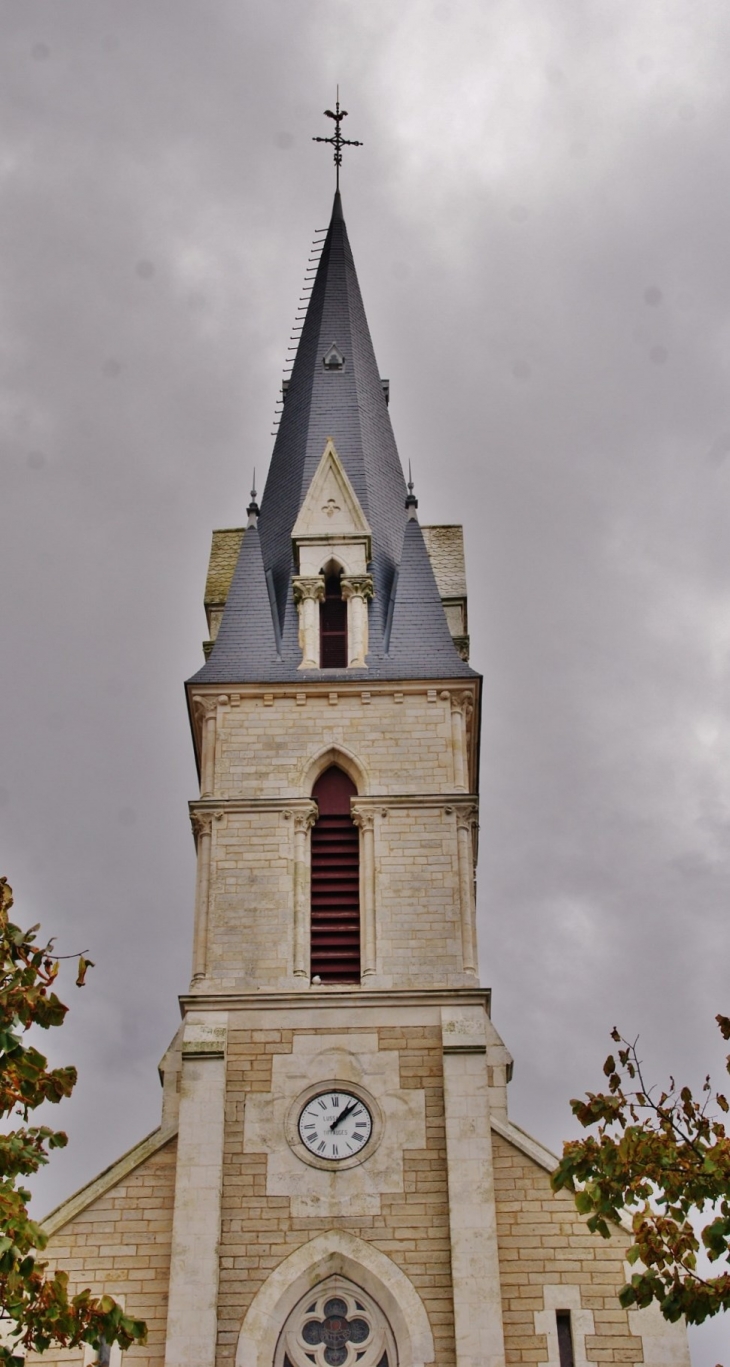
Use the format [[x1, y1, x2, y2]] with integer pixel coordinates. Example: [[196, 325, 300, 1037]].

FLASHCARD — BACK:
[[311, 767, 360, 982], [320, 572, 348, 668], [276, 1276, 395, 1367]]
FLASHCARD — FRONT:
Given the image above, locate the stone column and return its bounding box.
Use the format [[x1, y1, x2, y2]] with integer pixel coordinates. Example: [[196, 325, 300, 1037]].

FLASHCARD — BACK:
[[164, 1016, 228, 1367], [288, 802, 318, 979], [190, 809, 221, 981], [192, 694, 219, 798], [352, 805, 377, 978], [293, 576, 325, 669], [454, 804, 478, 976], [441, 1005, 506, 1367], [341, 574, 374, 668], [448, 691, 473, 793]]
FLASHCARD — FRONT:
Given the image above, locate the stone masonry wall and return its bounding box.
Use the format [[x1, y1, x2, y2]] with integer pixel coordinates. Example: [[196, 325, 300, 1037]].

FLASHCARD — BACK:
[[492, 1130, 642, 1365], [27, 1138, 177, 1367], [199, 687, 476, 992], [214, 689, 459, 799], [217, 1023, 455, 1367]]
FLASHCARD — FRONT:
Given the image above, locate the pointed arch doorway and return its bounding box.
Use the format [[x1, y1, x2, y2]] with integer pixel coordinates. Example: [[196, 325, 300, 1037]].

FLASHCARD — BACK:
[[275, 1276, 396, 1367]]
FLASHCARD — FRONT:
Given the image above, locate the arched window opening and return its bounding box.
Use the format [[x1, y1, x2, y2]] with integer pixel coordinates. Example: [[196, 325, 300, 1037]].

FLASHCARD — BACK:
[[320, 572, 347, 668], [276, 1276, 395, 1367], [311, 767, 360, 983]]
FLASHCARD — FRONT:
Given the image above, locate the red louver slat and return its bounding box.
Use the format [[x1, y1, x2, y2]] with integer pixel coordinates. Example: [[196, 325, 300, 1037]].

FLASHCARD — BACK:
[[310, 768, 361, 983]]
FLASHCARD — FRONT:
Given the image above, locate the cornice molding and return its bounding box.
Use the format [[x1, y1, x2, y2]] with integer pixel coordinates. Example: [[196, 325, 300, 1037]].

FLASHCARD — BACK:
[[350, 793, 479, 812], [189, 794, 479, 815], [179, 986, 492, 1013], [184, 678, 481, 703], [189, 797, 318, 815]]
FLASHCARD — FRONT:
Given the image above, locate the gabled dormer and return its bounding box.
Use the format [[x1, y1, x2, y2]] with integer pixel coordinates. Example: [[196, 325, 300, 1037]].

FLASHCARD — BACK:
[[291, 439, 374, 669]]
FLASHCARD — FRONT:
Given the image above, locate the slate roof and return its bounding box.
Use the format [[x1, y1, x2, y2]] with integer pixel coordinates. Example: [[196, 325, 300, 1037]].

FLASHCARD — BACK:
[[189, 191, 476, 685]]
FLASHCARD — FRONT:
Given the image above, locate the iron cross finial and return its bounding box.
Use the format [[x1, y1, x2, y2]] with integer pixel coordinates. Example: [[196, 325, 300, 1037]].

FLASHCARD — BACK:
[[312, 88, 362, 191]]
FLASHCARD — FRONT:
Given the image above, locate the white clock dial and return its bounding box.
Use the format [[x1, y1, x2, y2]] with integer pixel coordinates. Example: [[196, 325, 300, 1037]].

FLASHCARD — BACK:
[[298, 1091, 373, 1161]]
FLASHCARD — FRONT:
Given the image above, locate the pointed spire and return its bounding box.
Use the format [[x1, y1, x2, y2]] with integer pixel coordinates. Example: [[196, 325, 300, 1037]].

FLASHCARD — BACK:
[[189, 185, 475, 687], [258, 189, 407, 654], [189, 513, 279, 683], [385, 517, 466, 673]]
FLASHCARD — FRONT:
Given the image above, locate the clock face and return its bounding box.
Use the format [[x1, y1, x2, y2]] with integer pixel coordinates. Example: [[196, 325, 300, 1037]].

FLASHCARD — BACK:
[[298, 1091, 373, 1161]]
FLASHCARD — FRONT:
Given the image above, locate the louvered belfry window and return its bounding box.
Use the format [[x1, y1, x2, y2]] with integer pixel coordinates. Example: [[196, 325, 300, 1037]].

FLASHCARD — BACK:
[[320, 573, 348, 668], [310, 766, 360, 982]]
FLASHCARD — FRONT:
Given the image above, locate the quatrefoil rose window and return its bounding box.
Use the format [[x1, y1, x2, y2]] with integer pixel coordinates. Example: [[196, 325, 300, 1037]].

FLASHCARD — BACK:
[[277, 1278, 394, 1367]]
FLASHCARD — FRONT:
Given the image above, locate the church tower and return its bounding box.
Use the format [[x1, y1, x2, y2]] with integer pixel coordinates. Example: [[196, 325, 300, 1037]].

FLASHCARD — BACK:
[[37, 174, 690, 1367]]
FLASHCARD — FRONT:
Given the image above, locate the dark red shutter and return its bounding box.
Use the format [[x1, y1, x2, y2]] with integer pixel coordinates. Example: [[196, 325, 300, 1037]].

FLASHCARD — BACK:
[[320, 574, 348, 668], [311, 767, 360, 982]]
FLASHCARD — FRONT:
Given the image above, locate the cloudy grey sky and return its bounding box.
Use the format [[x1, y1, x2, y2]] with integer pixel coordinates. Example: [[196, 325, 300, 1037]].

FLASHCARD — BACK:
[[2, 3, 729, 1360]]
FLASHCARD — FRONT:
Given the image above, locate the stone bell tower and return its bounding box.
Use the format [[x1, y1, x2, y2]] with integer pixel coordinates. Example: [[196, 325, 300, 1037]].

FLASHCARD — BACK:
[[36, 183, 690, 1367], [176, 187, 506, 1367]]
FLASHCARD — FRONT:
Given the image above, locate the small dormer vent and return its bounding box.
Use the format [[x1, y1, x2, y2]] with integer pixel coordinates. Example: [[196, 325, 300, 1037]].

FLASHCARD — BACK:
[[323, 342, 345, 371]]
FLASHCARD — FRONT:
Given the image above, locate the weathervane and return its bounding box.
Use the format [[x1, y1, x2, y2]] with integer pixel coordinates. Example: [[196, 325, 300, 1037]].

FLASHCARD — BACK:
[[312, 87, 362, 191]]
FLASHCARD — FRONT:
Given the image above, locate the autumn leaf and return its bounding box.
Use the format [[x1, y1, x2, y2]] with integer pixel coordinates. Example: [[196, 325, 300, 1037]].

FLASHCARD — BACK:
[[0, 879, 146, 1356]]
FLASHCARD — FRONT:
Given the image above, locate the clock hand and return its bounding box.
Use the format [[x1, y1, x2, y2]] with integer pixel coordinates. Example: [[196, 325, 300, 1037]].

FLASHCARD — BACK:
[[329, 1100, 358, 1132]]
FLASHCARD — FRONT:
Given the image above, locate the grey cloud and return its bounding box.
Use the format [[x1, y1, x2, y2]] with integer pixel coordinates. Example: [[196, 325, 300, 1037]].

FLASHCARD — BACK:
[[1, 4, 728, 1359]]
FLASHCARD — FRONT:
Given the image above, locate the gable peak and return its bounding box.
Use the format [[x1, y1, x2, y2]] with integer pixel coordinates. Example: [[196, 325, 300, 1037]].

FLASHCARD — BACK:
[[292, 439, 372, 549]]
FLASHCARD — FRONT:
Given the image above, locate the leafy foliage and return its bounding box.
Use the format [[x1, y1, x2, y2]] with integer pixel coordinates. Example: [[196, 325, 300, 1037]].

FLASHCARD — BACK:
[[0, 878, 146, 1362], [552, 1016, 730, 1329]]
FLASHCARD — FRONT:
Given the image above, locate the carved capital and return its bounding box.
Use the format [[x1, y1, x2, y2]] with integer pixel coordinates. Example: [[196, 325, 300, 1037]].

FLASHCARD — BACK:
[[454, 803, 479, 834], [192, 693, 219, 723], [294, 802, 318, 833], [190, 808, 223, 842], [450, 690, 474, 720], [341, 574, 375, 602], [283, 802, 318, 832], [351, 805, 376, 833], [292, 575, 325, 606]]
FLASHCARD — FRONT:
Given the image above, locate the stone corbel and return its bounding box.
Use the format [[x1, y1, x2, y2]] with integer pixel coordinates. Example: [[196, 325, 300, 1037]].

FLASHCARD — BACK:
[[293, 576, 325, 669], [284, 802, 319, 977], [341, 574, 374, 668], [453, 802, 479, 976], [351, 804, 377, 977], [189, 808, 224, 981]]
